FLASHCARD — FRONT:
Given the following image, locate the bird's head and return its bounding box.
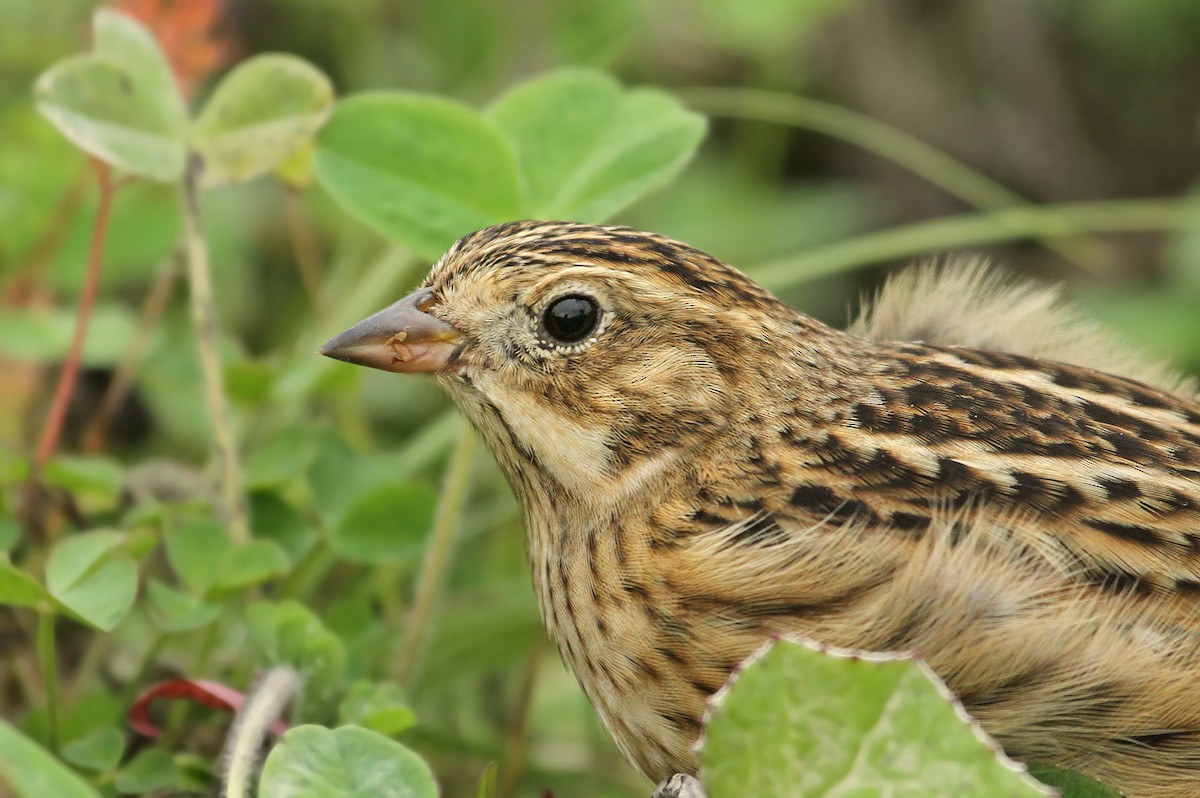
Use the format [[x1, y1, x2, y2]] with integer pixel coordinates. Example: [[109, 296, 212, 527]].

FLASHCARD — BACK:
[[320, 221, 818, 509]]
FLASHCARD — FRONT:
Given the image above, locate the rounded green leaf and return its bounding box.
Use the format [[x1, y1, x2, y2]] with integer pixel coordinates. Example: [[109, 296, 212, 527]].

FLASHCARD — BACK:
[[251, 491, 317, 562], [259, 724, 437, 798], [487, 68, 706, 221], [314, 92, 520, 259], [191, 54, 334, 186], [330, 482, 438, 564], [33, 11, 186, 180], [244, 429, 320, 490], [0, 304, 139, 366], [163, 516, 230, 595], [0, 555, 50, 609], [0, 720, 102, 798], [248, 601, 347, 720], [46, 530, 137, 631], [42, 456, 125, 507], [62, 727, 125, 772], [113, 748, 179, 795], [91, 9, 186, 129], [338, 681, 417, 738], [215, 539, 291, 590], [145, 579, 220, 632], [701, 638, 1051, 798]]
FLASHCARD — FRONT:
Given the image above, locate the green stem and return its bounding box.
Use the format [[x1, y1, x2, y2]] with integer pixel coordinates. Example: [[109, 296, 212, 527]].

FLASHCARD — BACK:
[[180, 154, 249, 546], [393, 427, 477, 684], [749, 198, 1193, 291], [37, 612, 59, 752], [679, 86, 1113, 272]]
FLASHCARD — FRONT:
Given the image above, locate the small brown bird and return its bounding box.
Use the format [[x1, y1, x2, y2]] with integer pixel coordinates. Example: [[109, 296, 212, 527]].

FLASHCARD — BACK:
[[322, 221, 1200, 798]]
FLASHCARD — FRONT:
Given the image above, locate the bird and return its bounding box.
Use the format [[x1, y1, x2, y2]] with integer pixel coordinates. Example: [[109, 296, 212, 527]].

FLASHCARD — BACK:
[[320, 220, 1200, 798]]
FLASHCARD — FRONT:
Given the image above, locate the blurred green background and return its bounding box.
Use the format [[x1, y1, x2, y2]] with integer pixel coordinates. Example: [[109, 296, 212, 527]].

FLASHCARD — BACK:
[[0, 1, 1198, 796]]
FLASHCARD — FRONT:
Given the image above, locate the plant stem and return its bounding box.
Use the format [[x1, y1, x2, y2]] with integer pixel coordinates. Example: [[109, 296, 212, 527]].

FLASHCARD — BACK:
[[749, 198, 1194, 291], [82, 251, 181, 453], [29, 160, 114, 473], [679, 86, 1114, 272], [500, 642, 544, 798], [393, 427, 476, 684], [37, 612, 59, 753], [180, 154, 249, 546]]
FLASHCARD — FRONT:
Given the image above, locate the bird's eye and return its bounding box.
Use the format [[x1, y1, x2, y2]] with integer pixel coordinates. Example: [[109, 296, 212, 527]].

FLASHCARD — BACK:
[[541, 295, 599, 345]]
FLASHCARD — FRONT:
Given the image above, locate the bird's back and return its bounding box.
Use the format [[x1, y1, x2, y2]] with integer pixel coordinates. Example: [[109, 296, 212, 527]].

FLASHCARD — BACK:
[[555, 263, 1200, 797]]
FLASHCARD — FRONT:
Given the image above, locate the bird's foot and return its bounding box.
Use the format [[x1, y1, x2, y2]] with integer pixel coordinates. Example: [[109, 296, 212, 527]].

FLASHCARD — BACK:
[[651, 773, 706, 798]]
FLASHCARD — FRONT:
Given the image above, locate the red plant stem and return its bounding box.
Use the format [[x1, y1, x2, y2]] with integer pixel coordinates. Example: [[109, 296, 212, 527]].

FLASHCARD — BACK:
[[32, 159, 115, 471]]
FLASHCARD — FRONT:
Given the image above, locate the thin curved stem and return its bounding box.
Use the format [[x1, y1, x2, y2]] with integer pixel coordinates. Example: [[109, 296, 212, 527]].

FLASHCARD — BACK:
[[23, 160, 115, 540], [679, 86, 1113, 272], [181, 154, 249, 546], [393, 427, 476, 684], [747, 199, 1192, 291]]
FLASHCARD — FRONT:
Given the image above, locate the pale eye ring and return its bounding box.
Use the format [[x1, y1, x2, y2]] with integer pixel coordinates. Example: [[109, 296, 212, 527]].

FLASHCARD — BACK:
[[541, 294, 599, 345]]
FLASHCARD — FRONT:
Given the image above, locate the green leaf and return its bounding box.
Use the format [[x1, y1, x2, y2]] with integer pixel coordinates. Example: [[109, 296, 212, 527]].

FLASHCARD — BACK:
[[0, 519, 18, 551], [42, 455, 125, 504], [251, 491, 317, 562], [0, 304, 139, 366], [701, 638, 1050, 798], [259, 725, 437, 798], [164, 514, 290, 593], [163, 516, 229, 594], [244, 428, 320, 490], [0, 555, 50, 609], [21, 691, 123, 754], [338, 681, 417, 738], [329, 482, 438, 564], [476, 762, 499, 798], [46, 530, 137, 631], [145, 579, 220, 632], [488, 68, 706, 221], [0, 720, 102, 798], [91, 9, 187, 131], [308, 433, 410, 527], [33, 10, 186, 181], [224, 358, 277, 406], [214, 539, 290, 590], [1029, 766, 1123, 798], [113, 748, 178, 795], [191, 54, 334, 186], [314, 92, 520, 260], [248, 601, 347, 720], [62, 726, 124, 773]]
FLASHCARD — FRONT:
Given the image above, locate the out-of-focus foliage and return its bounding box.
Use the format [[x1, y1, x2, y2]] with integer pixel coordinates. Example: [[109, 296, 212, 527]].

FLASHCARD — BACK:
[[0, 0, 1197, 796]]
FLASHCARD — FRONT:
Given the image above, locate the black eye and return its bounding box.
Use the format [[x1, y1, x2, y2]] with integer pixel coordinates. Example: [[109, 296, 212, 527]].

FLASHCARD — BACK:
[[541, 294, 599, 344]]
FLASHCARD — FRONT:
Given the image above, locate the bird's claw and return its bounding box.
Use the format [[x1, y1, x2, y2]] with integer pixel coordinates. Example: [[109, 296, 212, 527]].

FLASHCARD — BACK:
[[651, 773, 706, 798]]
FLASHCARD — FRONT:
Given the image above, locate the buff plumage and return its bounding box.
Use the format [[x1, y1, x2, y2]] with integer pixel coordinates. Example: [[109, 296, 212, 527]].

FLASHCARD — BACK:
[[323, 221, 1200, 798]]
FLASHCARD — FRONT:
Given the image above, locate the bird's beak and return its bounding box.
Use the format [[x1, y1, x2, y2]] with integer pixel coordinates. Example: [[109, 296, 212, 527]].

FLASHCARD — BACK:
[[318, 287, 460, 373]]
